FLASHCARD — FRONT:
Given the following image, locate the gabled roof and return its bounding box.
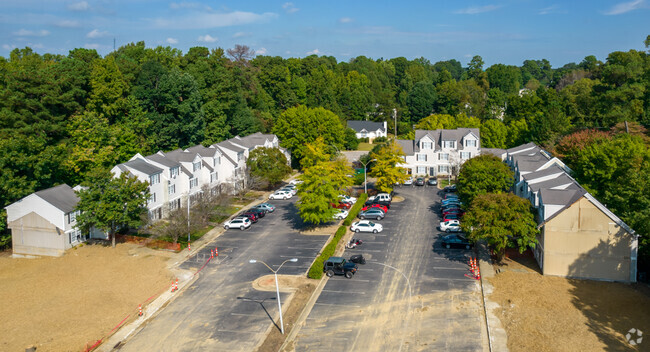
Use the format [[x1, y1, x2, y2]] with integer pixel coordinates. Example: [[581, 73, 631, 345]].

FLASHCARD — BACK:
[[396, 139, 415, 156], [185, 145, 219, 158], [539, 188, 586, 206], [506, 142, 538, 154], [522, 165, 567, 182], [122, 158, 163, 176], [232, 132, 276, 149], [481, 148, 507, 159], [414, 128, 480, 150], [162, 149, 197, 163], [146, 153, 181, 168], [528, 173, 579, 192], [35, 184, 79, 213], [215, 140, 246, 153], [347, 120, 385, 133], [202, 160, 214, 172]]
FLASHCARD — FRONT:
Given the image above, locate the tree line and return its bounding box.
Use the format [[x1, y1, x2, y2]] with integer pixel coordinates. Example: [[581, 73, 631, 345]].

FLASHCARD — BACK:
[[1, 38, 649, 247]]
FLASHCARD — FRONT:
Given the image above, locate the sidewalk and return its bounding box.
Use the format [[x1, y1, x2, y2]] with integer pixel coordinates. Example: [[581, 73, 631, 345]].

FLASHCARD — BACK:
[[476, 241, 509, 352]]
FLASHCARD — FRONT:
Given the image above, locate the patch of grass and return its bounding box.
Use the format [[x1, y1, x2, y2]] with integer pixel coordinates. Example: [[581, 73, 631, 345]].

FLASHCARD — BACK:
[[357, 142, 374, 151], [439, 179, 454, 187]]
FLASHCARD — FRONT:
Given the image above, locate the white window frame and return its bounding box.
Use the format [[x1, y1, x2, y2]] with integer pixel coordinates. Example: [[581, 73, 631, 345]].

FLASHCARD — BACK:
[[416, 154, 427, 162], [443, 140, 456, 149], [438, 165, 450, 173], [168, 184, 176, 195], [190, 178, 198, 189], [421, 141, 433, 150], [193, 161, 202, 172], [170, 167, 179, 178], [210, 172, 218, 183], [465, 139, 477, 147], [461, 152, 471, 159], [150, 173, 160, 185], [438, 153, 449, 161], [417, 166, 427, 174]]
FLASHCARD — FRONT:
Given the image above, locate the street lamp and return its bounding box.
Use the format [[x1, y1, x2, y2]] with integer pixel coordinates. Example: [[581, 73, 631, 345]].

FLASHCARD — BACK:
[[249, 258, 298, 334], [360, 158, 376, 195]]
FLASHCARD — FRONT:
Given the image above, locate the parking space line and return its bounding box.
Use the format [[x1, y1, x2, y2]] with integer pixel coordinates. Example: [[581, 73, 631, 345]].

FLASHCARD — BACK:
[[322, 289, 366, 294], [217, 328, 265, 334], [331, 278, 370, 282], [314, 302, 361, 308], [349, 249, 383, 252], [287, 246, 322, 250], [230, 312, 263, 317], [428, 277, 477, 281], [280, 255, 317, 259]]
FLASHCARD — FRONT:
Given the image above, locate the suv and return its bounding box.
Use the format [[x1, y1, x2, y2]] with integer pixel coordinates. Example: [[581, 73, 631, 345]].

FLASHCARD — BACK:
[[323, 257, 358, 279], [358, 208, 385, 220]]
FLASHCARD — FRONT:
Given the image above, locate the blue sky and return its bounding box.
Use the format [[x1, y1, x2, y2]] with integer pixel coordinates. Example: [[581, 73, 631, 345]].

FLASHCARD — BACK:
[[1, 0, 649, 67]]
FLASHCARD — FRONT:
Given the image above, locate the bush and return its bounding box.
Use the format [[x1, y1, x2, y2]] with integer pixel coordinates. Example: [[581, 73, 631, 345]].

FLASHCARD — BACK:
[[343, 193, 368, 226], [308, 226, 347, 279], [373, 136, 388, 143]]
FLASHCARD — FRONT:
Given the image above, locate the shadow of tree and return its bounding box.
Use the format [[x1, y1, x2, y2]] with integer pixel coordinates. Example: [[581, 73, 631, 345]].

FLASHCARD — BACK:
[[567, 237, 650, 351], [431, 233, 474, 265]]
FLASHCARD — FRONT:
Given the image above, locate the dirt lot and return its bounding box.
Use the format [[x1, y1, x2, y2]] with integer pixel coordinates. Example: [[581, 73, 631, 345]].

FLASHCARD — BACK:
[[487, 256, 650, 352], [0, 243, 173, 352]]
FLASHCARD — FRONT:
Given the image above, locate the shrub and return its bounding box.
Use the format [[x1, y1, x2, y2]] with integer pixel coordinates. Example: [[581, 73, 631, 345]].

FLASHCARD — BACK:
[[373, 136, 388, 143], [343, 193, 368, 226], [307, 225, 347, 279]]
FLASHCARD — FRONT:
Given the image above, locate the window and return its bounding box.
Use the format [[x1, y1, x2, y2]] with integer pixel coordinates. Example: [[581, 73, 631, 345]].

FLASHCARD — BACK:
[[168, 184, 176, 195], [193, 161, 202, 172], [237, 152, 244, 162], [461, 152, 471, 159], [214, 156, 221, 167], [417, 166, 427, 174], [190, 178, 198, 189], [438, 153, 449, 161], [210, 172, 218, 183], [420, 141, 433, 150], [148, 192, 157, 204], [438, 165, 450, 173], [442, 140, 456, 149], [465, 139, 477, 147], [416, 154, 427, 161], [67, 210, 80, 224], [169, 198, 181, 211], [170, 167, 179, 178], [149, 173, 160, 185]]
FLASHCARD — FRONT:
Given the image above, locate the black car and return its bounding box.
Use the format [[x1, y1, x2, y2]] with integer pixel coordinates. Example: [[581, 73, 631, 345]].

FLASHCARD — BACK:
[[248, 208, 266, 218], [444, 184, 457, 192], [427, 178, 438, 186], [415, 177, 425, 186], [440, 234, 473, 249], [323, 257, 358, 278]]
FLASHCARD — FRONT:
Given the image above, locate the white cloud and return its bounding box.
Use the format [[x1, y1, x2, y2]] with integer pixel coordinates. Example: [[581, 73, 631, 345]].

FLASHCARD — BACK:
[[538, 5, 564, 15], [13, 29, 50, 37], [604, 0, 646, 15], [233, 32, 249, 38], [170, 2, 212, 11], [454, 5, 501, 14], [282, 2, 299, 13], [55, 20, 81, 28], [338, 17, 353, 23], [306, 49, 321, 55], [85, 43, 100, 49], [166, 37, 179, 44], [197, 34, 218, 43], [86, 29, 109, 38], [152, 11, 277, 29], [67, 1, 89, 11], [256, 47, 267, 55]]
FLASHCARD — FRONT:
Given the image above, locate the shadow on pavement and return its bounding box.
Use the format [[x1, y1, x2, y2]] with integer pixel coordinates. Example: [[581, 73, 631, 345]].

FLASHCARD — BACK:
[[431, 233, 473, 264], [236, 296, 280, 332]]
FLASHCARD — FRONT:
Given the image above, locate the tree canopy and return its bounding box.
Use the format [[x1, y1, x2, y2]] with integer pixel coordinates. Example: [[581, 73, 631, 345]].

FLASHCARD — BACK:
[[246, 147, 292, 188], [369, 141, 408, 193], [457, 154, 514, 205]]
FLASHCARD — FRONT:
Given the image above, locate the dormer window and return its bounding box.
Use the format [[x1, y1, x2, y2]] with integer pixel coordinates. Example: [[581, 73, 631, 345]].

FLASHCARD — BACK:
[[442, 140, 456, 149], [214, 156, 221, 167], [465, 139, 477, 147], [170, 167, 179, 178], [420, 141, 433, 150], [193, 161, 202, 172]]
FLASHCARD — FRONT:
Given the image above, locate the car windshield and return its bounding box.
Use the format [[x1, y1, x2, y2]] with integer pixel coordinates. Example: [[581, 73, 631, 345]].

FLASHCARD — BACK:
[[368, 222, 376, 226]]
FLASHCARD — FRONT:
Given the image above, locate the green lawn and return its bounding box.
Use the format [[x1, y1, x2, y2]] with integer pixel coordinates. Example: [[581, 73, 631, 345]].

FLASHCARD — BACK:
[[357, 142, 374, 151]]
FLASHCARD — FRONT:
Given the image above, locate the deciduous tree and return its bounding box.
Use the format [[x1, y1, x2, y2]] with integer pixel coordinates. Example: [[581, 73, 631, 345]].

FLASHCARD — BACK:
[[246, 147, 292, 188], [369, 141, 408, 193], [457, 154, 514, 205]]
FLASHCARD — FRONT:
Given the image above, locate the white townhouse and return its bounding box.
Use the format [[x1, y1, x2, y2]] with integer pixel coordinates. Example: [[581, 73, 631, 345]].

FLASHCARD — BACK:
[[5, 184, 104, 257], [111, 157, 167, 220], [347, 121, 388, 141], [396, 128, 481, 177], [505, 142, 638, 283]]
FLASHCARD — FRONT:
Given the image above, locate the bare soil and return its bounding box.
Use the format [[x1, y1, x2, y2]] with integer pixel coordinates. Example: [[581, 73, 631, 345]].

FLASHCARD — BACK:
[[0, 243, 173, 352], [299, 224, 340, 236], [487, 256, 650, 352]]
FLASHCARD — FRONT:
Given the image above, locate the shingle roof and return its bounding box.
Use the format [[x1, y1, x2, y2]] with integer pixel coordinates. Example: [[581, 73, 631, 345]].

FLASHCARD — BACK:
[[232, 132, 276, 149], [539, 188, 586, 206], [396, 139, 415, 156], [215, 140, 246, 153], [123, 158, 163, 176], [35, 184, 79, 213], [347, 120, 385, 133], [146, 153, 181, 168], [163, 149, 197, 163], [522, 165, 567, 182], [481, 148, 507, 159], [528, 173, 579, 192], [506, 142, 538, 154], [185, 145, 219, 158], [414, 128, 480, 150]]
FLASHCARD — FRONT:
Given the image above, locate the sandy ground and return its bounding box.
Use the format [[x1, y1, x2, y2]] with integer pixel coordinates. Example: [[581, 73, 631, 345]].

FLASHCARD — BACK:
[[487, 256, 650, 352], [0, 243, 173, 352]]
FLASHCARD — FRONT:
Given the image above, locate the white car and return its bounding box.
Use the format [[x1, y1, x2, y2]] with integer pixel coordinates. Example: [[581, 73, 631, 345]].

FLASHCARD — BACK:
[[289, 179, 303, 185], [333, 209, 349, 220], [269, 190, 293, 200], [439, 220, 462, 233], [403, 177, 413, 186], [338, 195, 357, 204], [350, 220, 383, 233], [280, 187, 297, 196], [224, 217, 251, 230]]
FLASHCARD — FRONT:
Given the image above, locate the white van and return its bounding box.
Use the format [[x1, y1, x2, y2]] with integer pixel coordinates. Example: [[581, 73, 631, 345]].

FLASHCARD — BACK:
[[368, 193, 392, 202]]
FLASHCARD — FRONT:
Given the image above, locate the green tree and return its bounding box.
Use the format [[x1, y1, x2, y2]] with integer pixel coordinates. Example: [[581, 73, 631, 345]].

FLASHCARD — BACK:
[[407, 81, 437, 121], [462, 193, 538, 262], [246, 147, 291, 188], [300, 137, 333, 168], [369, 141, 408, 193], [273, 105, 345, 167], [75, 171, 150, 247], [480, 119, 508, 148], [415, 114, 457, 130], [486, 64, 521, 94], [457, 154, 514, 205], [297, 158, 352, 225], [343, 128, 360, 150]]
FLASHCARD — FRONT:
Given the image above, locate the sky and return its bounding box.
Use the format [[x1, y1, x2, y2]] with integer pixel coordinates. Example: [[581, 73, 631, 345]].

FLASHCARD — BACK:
[[1, 0, 649, 67]]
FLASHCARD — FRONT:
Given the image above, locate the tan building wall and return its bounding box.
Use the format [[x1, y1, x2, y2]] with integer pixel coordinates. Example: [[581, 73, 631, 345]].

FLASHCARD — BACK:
[[541, 197, 634, 282], [9, 212, 66, 257]]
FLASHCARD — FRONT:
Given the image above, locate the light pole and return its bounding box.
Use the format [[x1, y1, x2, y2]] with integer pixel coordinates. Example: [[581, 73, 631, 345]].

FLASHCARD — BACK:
[[249, 258, 298, 334], [360, 158, 376, 195]]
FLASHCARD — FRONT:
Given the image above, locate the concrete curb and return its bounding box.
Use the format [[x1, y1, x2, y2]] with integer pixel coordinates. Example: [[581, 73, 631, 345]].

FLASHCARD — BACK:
[[476, 241, 509, 352]]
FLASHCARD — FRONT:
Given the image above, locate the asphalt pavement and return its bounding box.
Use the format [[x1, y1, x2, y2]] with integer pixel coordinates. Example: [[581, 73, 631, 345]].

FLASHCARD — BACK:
[[292, 185, 488, 351], [115, 197, 330, 352]]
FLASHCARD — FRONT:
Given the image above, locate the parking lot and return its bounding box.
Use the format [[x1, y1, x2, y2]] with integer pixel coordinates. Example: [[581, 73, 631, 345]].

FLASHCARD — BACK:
[[294, 185, 488, 351], [118, 196, 329, 352]]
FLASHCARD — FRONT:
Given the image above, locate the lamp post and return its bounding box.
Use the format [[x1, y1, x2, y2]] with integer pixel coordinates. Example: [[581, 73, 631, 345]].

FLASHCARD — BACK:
[[249, 258, 298, 334], [360, 158, 376, 195]]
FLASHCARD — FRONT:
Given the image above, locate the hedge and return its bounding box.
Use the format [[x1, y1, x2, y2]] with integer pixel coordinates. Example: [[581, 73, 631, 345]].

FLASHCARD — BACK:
[[308, 193, 369, 279]]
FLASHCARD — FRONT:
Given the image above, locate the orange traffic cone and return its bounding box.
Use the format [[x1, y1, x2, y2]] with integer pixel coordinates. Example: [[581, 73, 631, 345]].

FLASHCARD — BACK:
[[138, 304, 143, 316], [215, 247, 218, 256], [175, 278, 179, 291], [171, 279, 177, 292], [188, 242, 191, 251]]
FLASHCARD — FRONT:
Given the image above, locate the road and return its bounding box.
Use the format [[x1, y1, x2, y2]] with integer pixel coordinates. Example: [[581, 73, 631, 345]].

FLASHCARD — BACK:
[[116, 197, 329, 352], [293, 185, 487, 351]]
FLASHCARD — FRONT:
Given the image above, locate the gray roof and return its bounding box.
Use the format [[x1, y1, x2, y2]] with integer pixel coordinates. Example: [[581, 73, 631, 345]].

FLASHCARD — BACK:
[[506, 142, 538, 154], [522, 165, 567, 182], [347, 120, 385, 133], [146, 153, 181, 168], [202, 160, 214, 172], [163, 149, 197, 163], [123, 158, 163, 176], [35, 184, 79, 213], [414, 128, 480, 150], [215, 140, 246, 153], [514, 154, 551, 173], [481, 148, 506, 159], [232, 132, 276, 149], [396, 139, 415, 156], [214, 145, 238, 166], [185, 145, 218, 158], [528, 173, 579, 193], [539, 188, 586, 206]]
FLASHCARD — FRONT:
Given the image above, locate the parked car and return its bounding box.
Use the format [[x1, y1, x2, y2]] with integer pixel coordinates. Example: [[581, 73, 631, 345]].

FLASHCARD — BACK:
[[338, 195, 357, 204], [439, 221, 462, 233], [323, 257, 358, 279], [443, 194, 460, 200], [239, 212, 258, 223], [442, 214, 462, 222], [444, 184, 457, 192], [443, 209, 465, 217], [224, 217, 252, 230], [358, 208, 385, 220], [368, 193, 392, 202], [248, 208, 266, 218], [441, 234, 473, 249], [254, 203, 275, 213], [333, 209, 349, 220], [361, 203, 388, 213], [441, 204, 463, 211], [289, 179, 303, 185], [427, 178, 438, 186], [350, 220, 383, 233], [415, 177, 425, 186], [403, 177, 413, 186], [279, 187, 297, 196], [331, 202, 352, 209], [364, 198, 391, 209], [269, 190, 293, 200]]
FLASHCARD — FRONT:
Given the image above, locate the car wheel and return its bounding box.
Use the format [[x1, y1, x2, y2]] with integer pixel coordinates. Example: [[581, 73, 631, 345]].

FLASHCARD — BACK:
[[224, 225, 229, 229], [377, 216, 383, 220], [465, 245, 471, 249], [446, 229, 450, 233], [240, 226, 245, 231], [283, 196, 287, 200], [345, 271, 353, 279], [326, 270, 334, 277], [373, 229, 378, 234], [355, 229, 360, 233], [446, 244, 451, 249], [359, 215, 365, 220]]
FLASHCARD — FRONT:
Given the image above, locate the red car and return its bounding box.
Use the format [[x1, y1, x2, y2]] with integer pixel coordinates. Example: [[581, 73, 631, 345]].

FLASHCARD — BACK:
[[331, 202, 352, 209], [443, 210, 465, 217], [239, 212, 259, 223], [361, 204, 389, 213]]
